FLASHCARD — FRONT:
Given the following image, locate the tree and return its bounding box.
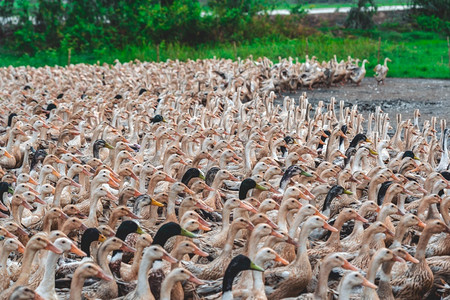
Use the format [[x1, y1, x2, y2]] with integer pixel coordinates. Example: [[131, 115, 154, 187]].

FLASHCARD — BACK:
[[345, 0, 377, 29]]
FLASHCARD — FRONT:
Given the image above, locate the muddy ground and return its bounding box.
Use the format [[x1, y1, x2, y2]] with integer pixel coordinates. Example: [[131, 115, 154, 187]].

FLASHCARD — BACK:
[[279, 78, 450, 122]]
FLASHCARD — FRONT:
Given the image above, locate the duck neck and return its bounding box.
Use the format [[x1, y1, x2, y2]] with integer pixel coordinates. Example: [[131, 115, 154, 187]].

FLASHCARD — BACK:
[[224, 224, 243, 255], [288, 210, 309, 238], [277, 204, 290, 232], [295, 224, 313, 264], [130, 245, 145, 280], [220, 206, 232, 236], [96, 246, 114, 276], [35, 249, 61, 295], [325, 214, 347, 248], [314, 261, 334, 299], [0, 246, 10, 269], [391, 221, 407, 248], [442, 201, 450, 225], [415, 228, 434, 261], [87, 193, 101, 227], [135, 255, 156, 299], [16, 246, 39, 285], [167, 189, 178, 220], [160, 274, 179, 300], [107, 211, 121, 229], [52, 181, 66, 207], [69, 274, 89, 300], [42, 214, 55, 233]]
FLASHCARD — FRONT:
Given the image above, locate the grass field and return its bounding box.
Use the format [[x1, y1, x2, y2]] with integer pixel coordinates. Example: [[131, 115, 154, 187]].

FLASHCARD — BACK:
[[0, 31, 448, 79]]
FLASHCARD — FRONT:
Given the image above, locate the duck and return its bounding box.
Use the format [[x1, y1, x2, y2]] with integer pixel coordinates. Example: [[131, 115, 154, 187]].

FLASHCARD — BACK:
[[35, 237, 86, 300], [69, 262, 113, 300], [123, 245, 177, 300], [391, 219, 450, 299], [0, 233, 62, 300], [374, 58, 392, 85]]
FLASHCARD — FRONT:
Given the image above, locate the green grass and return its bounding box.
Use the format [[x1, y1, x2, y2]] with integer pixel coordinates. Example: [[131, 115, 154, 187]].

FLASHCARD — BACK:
[[265, 0, 408, 10], [0, 31, 448, 79]]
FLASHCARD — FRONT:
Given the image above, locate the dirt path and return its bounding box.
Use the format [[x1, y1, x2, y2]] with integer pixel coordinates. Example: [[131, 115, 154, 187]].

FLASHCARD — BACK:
[[279, 78, 450, 121]]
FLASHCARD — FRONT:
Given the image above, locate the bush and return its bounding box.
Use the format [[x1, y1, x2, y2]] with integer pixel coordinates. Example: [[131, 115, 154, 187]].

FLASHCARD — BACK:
[[345, 0, 377, 30]]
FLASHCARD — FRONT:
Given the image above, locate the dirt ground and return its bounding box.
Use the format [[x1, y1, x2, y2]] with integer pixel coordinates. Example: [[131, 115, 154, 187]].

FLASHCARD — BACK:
[[279, 77, 450, 121]]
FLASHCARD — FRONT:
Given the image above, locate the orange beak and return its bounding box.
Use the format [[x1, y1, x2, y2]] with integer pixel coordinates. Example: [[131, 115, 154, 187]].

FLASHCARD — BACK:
[[45, 242, 63, 254], [184, 187, 195, 195], [70, 180, 82, 188], [274, 253, 289, 265], [239, 201, 258, 214], [28, 177, 39, 186], [362, 278, 378, 289], [120, 243, 136, 253], [314, 210, 329, 220], [417, 220, 426, 229], [52, 170, 62, 178], [106, 191, 118, 201], [133, 189, 143, 197], [404, 252, 419, 264], [342, 259, 358, 271], [271, 230, 284, 238], [108, 179, 120, 189], [96, 269, 113, 281], [70, 243, 87, 257], [162, 253, 178, 264], [355, 213, 368, 223], [195, 200, 214, 212], [165, 175, 177, 183], [323, 222, 338, 232]]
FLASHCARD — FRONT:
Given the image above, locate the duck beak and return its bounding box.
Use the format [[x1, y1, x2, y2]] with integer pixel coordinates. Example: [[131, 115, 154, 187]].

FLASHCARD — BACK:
[[392, 255, 405, 263], [239, 201, 258, 214], [228, 174, 239, 181], [198, 223, 211, 231], [8, 186, 14, 194], [270, 230, 284, 238], [98, 234, 107, 242], [3, 150, 13, 158], [342, 259, 358, 271], [151, 198, 165, 207], [120, 243, 136, 253], [404, 252, 419, 264], [133, 190, 143, 197], [188, 274, 205, 285], [413, 155, 420, 160], [70, 180, 82, 188], [21, 200, 34, 210], [52, 170, 62, 178], [366, 138, 372, 143], [106, 191, 118, 201], [255, 183, 268, 191], [0, 201, 8, 211], [184, 187, 195, 195], [34, 196, 46, 205], [28, 177, 39, 186], [385, 229, 395, 237], [162, 253, 178, 263], [301, 170, 313, 177], [198, 172, 206, 180], [0, 211, 8, 218], [355, 213, 368, 223], [107, 179, 120, 189], [396, 209, 405, 216], [391, 174, 401, 181], [250, 261, 265, 272], [105, 143, 114, 150], [181, 228, 198, 238], [136, 227, 145, 234], [246, 222, 255, 231], [165, 175, 176, 183], [70, 243, 87, 257], [96, 270, 113, 281], [369, 149, 378, 156], [343, 189, 353, 195], [126, 211, 140, 219], [417, 220, 426, 229], [34, 293, 45, 300], [323, 222, 338, 232], [45, 242, 63, 254], [193, 245, 209, 257], [274, 253, 289, 266], [314, 210, 329, 220], [3, 229, 16, 239], [362, 278, 377, 289], [17, 243, 25, 254]]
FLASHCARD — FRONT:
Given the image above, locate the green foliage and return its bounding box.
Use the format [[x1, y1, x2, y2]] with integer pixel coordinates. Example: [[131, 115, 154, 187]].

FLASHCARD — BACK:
[[345, 0, 377, 29]]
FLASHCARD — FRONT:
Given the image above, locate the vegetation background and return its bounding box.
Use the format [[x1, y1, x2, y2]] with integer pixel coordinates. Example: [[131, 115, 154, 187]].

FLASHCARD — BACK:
[[0, 0, 449, 78]]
